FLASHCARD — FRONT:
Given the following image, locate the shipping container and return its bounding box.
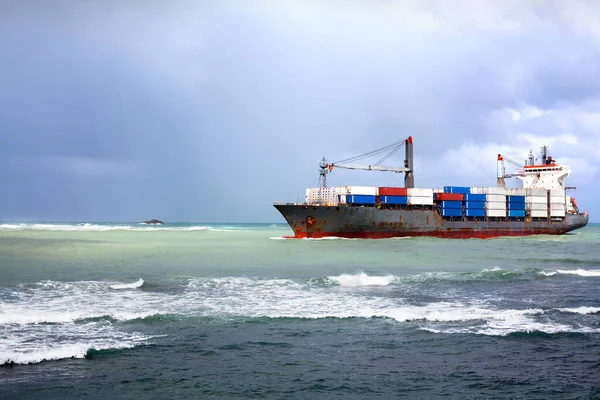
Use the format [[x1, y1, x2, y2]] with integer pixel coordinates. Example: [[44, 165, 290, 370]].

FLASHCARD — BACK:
[[526, 196, 548, 204], [346, 195, 376, 204], [465, 209, 485, 217], [486, 201, 507, 210], [486, 194, 507, 202], [526, 188, 548, 197], [507, 195, 526, 203], [506, 202, 526, 210], [342, 186, 378, 195], [444, 186, 471, 194], [435, 193, 464, 201], [378, 187, 407, 196], [550, 208, 566, 217], [440, 208, 463, 217], [464, 194, 487, 202], [550, 189, 565, 197], [508, 210, 526, 217], [528, 203, 548, 211], [464, 201, 485, 210], [486, 209, 507, 217], [440, 200, 463, 209], [507, 188, 527, 196], [379, 195, 408, 205], [408, 188, 434, 197], [484, 187, 507, 195], [530, 210, 548, 218], [408, 196, 434, 206], [550, 196, 566, 204]]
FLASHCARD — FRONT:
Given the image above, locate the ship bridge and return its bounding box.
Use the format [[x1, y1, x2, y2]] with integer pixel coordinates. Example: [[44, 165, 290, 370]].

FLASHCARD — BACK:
[[498, 146, 571, 191]]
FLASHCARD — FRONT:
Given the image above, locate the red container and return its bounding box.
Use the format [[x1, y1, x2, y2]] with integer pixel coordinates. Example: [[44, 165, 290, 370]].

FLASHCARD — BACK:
[[435, 193, 464, 201], [378, 187, 408, 196]]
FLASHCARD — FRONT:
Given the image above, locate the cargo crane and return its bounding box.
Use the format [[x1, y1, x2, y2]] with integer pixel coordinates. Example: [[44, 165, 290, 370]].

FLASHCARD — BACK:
[[318, 136, 414, 189], [496, 153, 526, 187]]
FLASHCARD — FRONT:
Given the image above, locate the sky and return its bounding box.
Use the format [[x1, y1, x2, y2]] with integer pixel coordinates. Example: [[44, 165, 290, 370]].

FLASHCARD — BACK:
[[1, 0, 600, 223]]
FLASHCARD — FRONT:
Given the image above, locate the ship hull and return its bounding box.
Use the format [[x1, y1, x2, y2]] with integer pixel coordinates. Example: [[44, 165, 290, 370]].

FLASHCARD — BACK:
[[274, 204, 589, 239]]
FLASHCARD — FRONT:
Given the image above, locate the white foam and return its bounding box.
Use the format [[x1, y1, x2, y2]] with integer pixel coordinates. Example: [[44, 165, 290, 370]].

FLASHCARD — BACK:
[[556, 269, 600, 277], [0, 223, 210, 232], [110, 278, 144, 290], [1, 339, 148, 365], [557, 306, 600, 314], [539, 271, 558, 277], [327, 272, 396, 287]]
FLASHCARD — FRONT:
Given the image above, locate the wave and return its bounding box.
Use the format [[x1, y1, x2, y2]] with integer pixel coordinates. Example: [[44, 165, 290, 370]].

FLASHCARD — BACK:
[[1, 340, 148, 366], [326, 273, 396, 287], [554, 269, 600, 277], [110, 278, 144, 290], [0, 223, 210, 232], [557, 306, 600, 314]]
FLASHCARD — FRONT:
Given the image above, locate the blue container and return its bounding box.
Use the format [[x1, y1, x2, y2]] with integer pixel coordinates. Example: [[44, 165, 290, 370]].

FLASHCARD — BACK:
[[506, 202, 526, 210], [444, 186, 471, 195], [440, 208, 463, 217], [464, 194, 486, 202], [507, 195, 526, 203], [441, 200, 463, 209], [347, 195, 376, 205], [508, 209, 526, 217], [466, 209, 485, 217], [380, 195, 408, 205], [464, 201, 485, 210]]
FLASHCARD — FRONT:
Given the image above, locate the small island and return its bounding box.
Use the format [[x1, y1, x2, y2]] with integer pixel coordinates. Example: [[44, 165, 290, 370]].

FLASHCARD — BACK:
[[142, 219, 164, 225]]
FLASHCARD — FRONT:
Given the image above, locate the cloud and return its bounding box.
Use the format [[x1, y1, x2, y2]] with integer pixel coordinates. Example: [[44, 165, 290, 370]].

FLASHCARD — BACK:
[[1, 1, 599, 221]]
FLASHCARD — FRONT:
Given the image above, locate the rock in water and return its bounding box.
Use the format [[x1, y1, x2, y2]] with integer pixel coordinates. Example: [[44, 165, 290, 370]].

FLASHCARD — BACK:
[[142, 219, 164, 225]]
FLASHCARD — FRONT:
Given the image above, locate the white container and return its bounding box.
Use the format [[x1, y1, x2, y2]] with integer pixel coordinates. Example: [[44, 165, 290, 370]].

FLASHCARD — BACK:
[[550, 189, 565, 197], [526, 196, 548, 204], [408, 196, 434, 205], [550, 208, 566, 217], [530, 210, 548, 218], [344, 186, 378, 196], [484, 187, 508, 195], [486, 201, 507, 210], [487, 209, 507, 217], [550, 196, 566, 204], [528, 203, 548, 211], [526, 189, 548, 197], [507, 188, 527, 196], [408, 188, 433, 197], [486, 194, 507, 202]]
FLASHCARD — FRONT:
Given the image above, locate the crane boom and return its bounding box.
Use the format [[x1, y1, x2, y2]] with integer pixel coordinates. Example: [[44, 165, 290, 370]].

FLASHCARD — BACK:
[[328, 163, 409, 173], [318, 136, 414, 188]]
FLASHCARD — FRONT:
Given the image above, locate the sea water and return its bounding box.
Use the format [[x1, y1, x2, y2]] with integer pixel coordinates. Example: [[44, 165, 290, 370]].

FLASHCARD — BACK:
[[1, 222, 599, 398]]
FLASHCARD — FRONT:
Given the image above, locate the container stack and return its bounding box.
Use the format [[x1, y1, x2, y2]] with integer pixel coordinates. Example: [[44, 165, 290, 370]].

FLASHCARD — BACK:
[[507, 195, 526, 218], [378, 187, 407, 205], [408, 188, 434, 205], [438, 187, 469, 217], [464, 193, 486, 217], [484, 187, 507, 217], [526, 189, 548, 218], [338, 186, 378, 205], [550, 189, 566, 217]]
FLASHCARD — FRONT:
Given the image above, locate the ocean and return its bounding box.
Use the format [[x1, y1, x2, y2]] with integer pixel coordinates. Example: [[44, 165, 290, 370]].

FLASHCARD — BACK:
[[1, 222, 599, 399]]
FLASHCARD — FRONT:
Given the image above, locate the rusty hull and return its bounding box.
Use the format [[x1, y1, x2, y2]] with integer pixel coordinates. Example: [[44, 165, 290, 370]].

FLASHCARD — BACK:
[[273, 204, 589, 239]]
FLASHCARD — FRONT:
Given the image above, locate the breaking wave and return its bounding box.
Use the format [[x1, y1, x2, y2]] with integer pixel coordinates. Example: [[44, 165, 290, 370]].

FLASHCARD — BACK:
[[110, 278, 144, 290], [326, 273, 396, 287]]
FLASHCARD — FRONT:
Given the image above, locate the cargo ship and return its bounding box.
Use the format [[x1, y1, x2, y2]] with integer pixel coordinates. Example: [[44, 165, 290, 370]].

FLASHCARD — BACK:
[[274, 137, 589, 238]]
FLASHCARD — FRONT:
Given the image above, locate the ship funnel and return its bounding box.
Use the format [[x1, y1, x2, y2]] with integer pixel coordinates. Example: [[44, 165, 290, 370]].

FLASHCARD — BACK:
[[404, 136, 414, 188]]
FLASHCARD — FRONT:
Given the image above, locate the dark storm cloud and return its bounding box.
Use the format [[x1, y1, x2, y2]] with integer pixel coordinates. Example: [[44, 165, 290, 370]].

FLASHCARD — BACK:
[[1, 1, 600, 221]]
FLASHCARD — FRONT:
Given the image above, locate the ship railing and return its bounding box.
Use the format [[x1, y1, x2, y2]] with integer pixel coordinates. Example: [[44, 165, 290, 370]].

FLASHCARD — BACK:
[[273, 201, 297, 206]]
